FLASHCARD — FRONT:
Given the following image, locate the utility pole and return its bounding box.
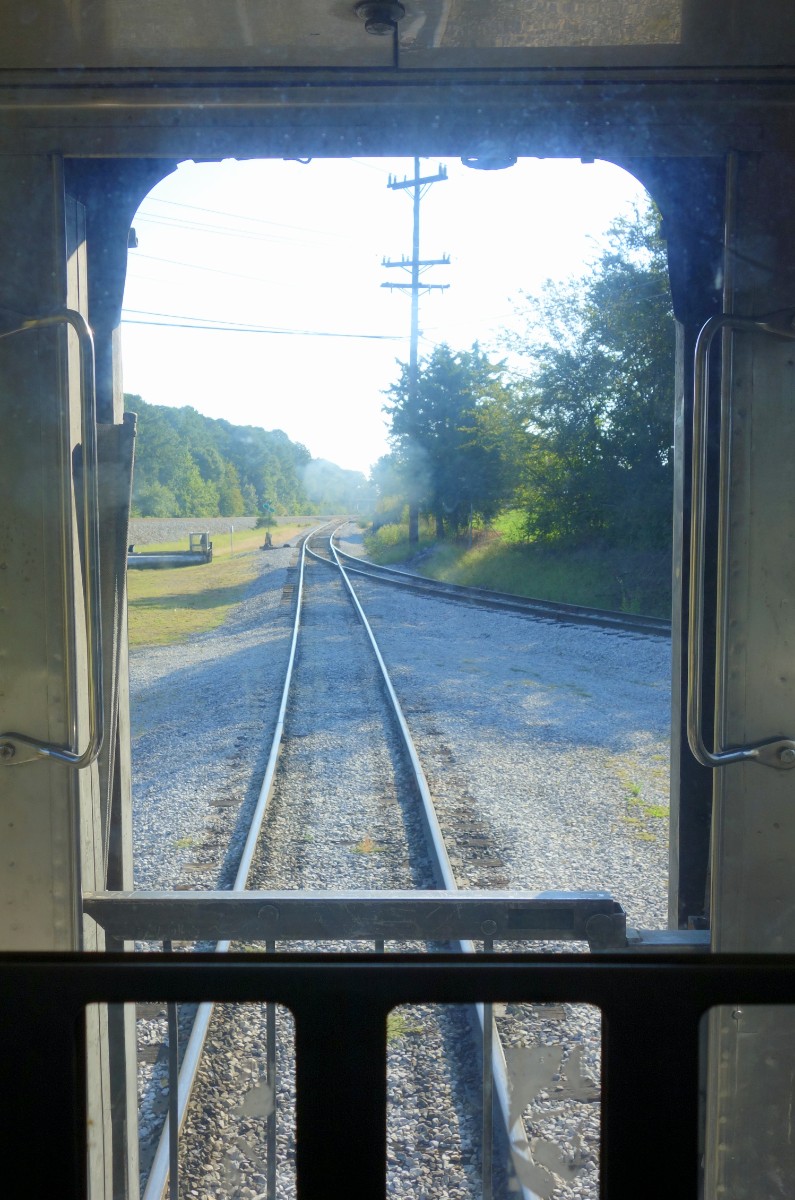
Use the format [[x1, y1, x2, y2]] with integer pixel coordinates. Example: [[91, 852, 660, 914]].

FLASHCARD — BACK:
[[382, 157, 449, 545]]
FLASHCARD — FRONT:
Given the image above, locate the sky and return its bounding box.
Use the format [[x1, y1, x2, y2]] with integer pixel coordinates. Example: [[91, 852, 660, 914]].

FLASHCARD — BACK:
[[121, 157, 651, 476]]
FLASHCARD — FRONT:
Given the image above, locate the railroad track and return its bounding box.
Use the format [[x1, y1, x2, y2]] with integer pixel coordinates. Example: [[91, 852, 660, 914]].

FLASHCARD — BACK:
[[85, 521, 640, 1200], [330, 530, 671, 639], [133, 523, 525, 1200]]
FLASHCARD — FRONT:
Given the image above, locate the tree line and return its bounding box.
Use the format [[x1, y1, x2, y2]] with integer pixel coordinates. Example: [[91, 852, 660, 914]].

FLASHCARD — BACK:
[[376, 201, 675, 552], [125, 396, 370, 518]]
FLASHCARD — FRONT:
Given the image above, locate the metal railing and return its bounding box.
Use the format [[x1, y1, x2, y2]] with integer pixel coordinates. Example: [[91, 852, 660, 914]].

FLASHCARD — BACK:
[[2, 949, 795, 1199], [82, 889, 701, 1200]]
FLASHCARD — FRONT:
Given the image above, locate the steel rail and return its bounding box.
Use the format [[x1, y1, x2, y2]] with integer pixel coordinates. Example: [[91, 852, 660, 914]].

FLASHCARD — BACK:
[[146, 521, 534, 1199], [322, 529, 535, 1200], [331, 537, 671, 638], [144, 524, 330, 1200]]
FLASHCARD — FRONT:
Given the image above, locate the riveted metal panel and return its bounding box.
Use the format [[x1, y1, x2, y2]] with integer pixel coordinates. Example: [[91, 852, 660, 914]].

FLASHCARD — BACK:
[[0, 157, 81, 949], [703, 151, 795, 1198]]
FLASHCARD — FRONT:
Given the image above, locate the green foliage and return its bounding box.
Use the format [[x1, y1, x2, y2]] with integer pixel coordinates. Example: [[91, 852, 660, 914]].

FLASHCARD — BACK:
[[363, 518, 436, 563], [125, 396, 330, 518], [505, 200, 675, 550], [380, 203, 674, 559], [368, 455, 409, 527], [383, 344, 524, 537], [404, 537, 670, 617], [386, 1011, 423, 1043], [491, 508, 530, 543]]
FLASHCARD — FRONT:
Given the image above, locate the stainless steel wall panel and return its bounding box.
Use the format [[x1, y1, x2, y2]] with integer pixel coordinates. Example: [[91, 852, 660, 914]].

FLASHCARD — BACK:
[[0, 157, 82, 949], [0, 2, 791, 71], [703, 150, 795, 1199]]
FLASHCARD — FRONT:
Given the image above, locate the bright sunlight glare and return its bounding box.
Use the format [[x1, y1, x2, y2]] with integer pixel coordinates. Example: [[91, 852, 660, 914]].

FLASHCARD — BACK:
[[121, 157, 651, 475]]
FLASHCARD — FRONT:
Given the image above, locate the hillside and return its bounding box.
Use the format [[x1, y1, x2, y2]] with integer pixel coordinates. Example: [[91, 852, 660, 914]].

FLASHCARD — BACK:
[[124, 395, 369, 517]]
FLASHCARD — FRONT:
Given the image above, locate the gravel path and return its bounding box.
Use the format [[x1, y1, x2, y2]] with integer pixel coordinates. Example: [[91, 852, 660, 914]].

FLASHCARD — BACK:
[[336, 527, 670, 929]]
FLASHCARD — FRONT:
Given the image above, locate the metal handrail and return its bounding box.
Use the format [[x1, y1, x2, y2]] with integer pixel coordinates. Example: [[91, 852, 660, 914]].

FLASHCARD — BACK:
[[0, 309, 103, 769], [83, 889, 629, 947], [689, 310, 795, 769]]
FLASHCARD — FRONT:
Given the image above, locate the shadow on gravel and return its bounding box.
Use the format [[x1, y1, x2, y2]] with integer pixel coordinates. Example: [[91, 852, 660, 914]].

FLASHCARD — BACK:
[[129, 581, 255, 613]]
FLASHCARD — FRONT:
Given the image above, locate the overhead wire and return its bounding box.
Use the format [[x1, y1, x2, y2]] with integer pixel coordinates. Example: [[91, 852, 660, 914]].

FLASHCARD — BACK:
[[133, 212, 319, 244], [141, 195, 346, 239], [127, 252, 298, 287], [121, 308, 402, 340]]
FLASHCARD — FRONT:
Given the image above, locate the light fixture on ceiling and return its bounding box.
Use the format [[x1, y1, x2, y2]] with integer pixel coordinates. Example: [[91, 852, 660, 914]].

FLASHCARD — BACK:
[[461, 141, 518, 170], [354, 2, 405, 36]]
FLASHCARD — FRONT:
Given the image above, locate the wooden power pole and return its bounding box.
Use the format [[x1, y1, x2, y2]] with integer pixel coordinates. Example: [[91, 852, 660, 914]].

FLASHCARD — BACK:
[[382, 157, 449, 545]]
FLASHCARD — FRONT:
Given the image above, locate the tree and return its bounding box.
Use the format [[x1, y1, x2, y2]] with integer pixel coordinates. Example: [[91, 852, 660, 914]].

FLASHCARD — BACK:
[[171, 451, 219, 516], [369, 454, 409, 527], [217, 462, 246, 516], [384, 343, 517, 537], [301, 459, 372, 513], [124, 396, 313, 517], [504, 201, 675, 549]]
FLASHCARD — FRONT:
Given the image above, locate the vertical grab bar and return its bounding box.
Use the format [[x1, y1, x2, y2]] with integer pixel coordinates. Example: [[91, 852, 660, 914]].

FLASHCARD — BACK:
[[688, 311, 795, 769], [0, 309, 103, 769], [481, 936, 494, 1200]]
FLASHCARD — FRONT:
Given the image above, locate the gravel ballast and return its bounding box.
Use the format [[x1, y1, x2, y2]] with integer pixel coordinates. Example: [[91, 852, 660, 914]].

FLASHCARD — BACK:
[[335, 528, 670, 930], [130, 540, 300, 1186], [130, 527, 671, 1199]]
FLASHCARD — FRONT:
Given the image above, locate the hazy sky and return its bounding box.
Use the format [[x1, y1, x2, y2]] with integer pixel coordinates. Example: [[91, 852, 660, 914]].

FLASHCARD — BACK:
[[121, 156, 650, 475]]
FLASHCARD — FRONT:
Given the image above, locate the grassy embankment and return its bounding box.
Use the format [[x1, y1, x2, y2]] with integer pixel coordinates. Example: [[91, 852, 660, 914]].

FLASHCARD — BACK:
[[127, 520, 311, 647], [364, 510, 671, 618]]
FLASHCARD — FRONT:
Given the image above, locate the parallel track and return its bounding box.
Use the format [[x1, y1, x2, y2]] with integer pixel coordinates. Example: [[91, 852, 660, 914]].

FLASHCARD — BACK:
[[332, 534, 671, 638]]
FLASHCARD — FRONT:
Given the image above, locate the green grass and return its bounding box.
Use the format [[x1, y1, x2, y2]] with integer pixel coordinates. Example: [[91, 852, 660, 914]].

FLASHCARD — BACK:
[[127, 522, 305, 647], [386, 1011, 423, 1042], [363, 516, 670, 617], [363, 520, 436, 564], [490, 508, 529, 542]]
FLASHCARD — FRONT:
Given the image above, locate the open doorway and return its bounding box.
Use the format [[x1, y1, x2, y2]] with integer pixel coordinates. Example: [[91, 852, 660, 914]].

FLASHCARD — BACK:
[[123, 156, 673, 1200]]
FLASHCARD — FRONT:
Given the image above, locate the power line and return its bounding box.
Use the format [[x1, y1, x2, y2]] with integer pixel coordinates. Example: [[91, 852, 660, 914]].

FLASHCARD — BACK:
[[349, 158, 397, 176], [134, 206, 359, 248], [121, 308, 401, 340], [128, 252, 290, 286], [133, 212, 316, 245], [142, 195, 345, 239]]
